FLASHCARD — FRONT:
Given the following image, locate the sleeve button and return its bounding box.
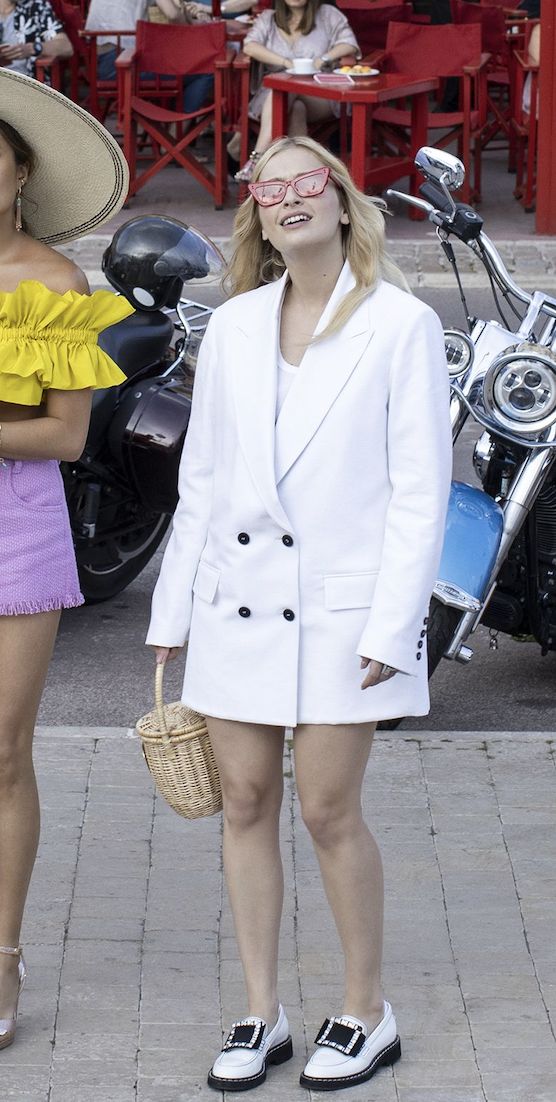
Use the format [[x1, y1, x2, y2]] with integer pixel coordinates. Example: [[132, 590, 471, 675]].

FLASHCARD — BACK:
[[416, 652, 422, 660], [417, 640, 423, 649]]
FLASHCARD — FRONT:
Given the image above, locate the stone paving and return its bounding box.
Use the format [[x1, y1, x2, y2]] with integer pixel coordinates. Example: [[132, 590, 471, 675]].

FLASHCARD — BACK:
[[61, 233, 556, 293], [4, 727, 555, 1102]]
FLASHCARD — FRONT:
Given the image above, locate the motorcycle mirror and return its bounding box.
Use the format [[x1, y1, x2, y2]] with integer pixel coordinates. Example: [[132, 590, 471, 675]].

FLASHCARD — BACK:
[[414, 147, 465, 193]]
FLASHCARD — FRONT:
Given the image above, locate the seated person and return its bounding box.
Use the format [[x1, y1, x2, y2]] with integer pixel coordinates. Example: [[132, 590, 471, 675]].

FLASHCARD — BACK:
[[0, 0, 72, 76], [85, 0, 212, 114], [238, 0, 359, 181]]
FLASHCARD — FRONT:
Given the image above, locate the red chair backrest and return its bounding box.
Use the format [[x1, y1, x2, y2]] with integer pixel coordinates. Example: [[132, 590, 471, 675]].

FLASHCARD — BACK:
[[135, 19, 227, 76], [451, 0, 508, 61], [50, 0, 86, 55], [339, 3, 411, 54], [384, 21, 482, 77]]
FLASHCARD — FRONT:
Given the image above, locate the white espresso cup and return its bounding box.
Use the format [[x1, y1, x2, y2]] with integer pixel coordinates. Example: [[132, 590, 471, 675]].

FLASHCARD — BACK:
[[291, 57, 314, 74]]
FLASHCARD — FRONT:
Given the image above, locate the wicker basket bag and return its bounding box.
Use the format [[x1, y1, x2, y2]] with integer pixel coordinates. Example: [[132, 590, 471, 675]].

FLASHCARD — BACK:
[[136, 663, 222, 818]]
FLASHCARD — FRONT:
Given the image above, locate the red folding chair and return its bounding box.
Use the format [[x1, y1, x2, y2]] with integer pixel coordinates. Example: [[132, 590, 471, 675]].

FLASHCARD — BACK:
[[372, 22, 488, 202], [511, 22, 539, 211], [337, 0, 412, 56], [119, 20, 234, 208]]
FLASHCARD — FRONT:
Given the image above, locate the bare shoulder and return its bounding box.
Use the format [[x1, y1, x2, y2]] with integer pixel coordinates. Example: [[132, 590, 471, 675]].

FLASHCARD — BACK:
[[21, 237, 91, 296]]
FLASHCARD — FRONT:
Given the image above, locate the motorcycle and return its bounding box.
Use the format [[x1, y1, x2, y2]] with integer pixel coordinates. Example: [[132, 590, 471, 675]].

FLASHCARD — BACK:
[[62, 215, 222, 602], [385, 146, 556, 707]]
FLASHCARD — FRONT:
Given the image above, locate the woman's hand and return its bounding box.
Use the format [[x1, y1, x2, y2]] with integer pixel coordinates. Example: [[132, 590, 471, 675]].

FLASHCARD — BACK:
[[360, 657, 398, 689], [153, 646, 183, 665]]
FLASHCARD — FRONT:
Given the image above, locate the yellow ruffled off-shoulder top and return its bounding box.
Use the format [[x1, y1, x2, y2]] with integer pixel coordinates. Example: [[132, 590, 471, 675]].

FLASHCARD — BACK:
[[0, 280, 134, 406]]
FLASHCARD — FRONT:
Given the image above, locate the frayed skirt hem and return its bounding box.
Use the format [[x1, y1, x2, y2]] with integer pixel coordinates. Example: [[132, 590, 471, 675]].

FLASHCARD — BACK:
[[0, 594, 85, 616]]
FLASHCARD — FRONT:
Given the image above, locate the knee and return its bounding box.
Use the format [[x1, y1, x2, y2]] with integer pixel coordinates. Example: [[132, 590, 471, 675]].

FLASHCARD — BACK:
[[222, 781, 282, 833], [300, 799, 359, 849], [0, 723, 33, 791]]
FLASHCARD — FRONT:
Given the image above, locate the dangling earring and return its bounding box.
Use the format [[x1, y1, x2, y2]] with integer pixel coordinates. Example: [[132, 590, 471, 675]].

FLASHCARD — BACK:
[[15, 182, 24, 232]]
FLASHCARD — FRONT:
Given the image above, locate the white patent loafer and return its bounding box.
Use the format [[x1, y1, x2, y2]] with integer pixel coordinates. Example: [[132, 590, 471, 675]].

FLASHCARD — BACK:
[[300, 1002, 401, 1091], [208, 1003, 293, 1091]]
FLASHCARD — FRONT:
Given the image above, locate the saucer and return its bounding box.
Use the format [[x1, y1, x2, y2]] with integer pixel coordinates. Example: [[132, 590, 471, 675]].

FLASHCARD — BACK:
[[286, 66, 317, 76]]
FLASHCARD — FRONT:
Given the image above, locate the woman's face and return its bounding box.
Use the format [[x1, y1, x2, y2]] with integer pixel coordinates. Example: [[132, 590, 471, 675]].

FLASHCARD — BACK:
[[256, 146, 348, 261], [0, 130, 27, 228]]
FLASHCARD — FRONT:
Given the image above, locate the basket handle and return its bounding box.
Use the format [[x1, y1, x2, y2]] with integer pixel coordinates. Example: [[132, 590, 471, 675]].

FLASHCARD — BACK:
[[154, 661, 169, 736]]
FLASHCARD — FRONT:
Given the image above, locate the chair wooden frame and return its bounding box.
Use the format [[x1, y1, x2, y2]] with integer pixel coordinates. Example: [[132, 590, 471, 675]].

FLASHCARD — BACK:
[[118, 20, 235, 209], [369, 23, 489, 203]]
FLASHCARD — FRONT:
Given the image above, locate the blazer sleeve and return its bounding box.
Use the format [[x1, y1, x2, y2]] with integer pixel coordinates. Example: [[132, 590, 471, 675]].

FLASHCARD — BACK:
[[356, 305, 452, 675], [145, 318, 217, 648]]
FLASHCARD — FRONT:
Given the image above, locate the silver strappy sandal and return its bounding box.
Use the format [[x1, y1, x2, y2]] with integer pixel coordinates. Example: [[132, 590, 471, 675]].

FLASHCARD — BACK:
[[0, 946, 27, 1051]]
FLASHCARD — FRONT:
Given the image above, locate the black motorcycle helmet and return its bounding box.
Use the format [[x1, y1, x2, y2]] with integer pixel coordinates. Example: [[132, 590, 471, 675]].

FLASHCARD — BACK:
[[102, 215, 224, 311]]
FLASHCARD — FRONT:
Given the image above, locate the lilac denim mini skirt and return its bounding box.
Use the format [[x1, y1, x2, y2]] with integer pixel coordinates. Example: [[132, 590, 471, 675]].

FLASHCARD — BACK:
[[0, 458, 84, 616]]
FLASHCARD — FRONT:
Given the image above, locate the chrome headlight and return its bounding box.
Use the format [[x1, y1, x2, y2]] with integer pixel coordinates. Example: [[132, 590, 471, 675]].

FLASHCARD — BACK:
[[444, 329, 474, 378], [483, 349, 556, 435]]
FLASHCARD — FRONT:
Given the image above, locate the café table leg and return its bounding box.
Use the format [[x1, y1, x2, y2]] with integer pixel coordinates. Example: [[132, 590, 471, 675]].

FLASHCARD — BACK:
[[349, 102, 368, 190], [409, 90, 428, 220], [271, 88, 289, 139]]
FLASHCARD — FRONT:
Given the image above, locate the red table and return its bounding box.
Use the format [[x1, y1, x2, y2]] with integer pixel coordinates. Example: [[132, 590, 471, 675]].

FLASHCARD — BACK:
[[262, 71, 439, 203]]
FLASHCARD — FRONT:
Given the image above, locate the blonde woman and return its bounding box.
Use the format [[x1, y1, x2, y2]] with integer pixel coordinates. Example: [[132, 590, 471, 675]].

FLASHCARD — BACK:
[[147, 137, 452, 1092]]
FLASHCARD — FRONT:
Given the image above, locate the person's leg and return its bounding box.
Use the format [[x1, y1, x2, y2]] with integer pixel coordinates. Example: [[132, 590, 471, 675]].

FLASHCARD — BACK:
[[292, 95, 334, 134], [96, 46, 118, 82], [235, 92, 274, 181], [293, 721, 384, 1030], [207, 717, 285, 1025], [183, 74, 214, 115], [0, 610, 60, 1020]]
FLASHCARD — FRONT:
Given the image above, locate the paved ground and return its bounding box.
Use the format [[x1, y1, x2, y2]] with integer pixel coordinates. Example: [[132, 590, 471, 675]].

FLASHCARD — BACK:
[[5, 727, 555, 1102]]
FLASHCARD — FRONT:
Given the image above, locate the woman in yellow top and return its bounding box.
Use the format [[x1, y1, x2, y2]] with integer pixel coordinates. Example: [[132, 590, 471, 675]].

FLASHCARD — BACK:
[[0, 69, 130, 1050]]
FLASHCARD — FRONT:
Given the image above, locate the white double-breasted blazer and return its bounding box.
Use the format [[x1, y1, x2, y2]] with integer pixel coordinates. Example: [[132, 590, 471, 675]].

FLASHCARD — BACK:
[[146, 262, 452, 725]]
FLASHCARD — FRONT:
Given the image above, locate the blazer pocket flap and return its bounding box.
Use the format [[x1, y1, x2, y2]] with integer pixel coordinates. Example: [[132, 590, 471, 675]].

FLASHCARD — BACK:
[[193, 560, 220, 604], [324, 571, 379, 611]]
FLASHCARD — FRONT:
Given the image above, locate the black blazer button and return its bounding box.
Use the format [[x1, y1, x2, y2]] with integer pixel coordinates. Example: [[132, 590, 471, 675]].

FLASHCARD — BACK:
[[416, 652, 422, 660], [283, 608, 295, 621], [238, 606, 251, 617], [417, 640, 424, 649], [238, 532, 250, 544], [282, 534, 294, 547]]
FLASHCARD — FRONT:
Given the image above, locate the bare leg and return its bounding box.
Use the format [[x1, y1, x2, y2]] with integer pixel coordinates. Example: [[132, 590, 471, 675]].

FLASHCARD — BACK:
[[207, 718, 285, 1025], [288, 96, 334, 137], [294, 722, 384, 1030], [0, 610, 60, 1019]]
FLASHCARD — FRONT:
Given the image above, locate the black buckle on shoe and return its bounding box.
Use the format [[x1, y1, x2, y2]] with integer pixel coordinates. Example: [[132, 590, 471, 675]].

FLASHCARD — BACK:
[[223, 1020, 265, 1051], [315, 1018, 366, 1057]]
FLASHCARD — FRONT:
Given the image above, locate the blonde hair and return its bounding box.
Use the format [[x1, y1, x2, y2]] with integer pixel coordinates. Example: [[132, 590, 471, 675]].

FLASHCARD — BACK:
[[225, 137, 409, 340]]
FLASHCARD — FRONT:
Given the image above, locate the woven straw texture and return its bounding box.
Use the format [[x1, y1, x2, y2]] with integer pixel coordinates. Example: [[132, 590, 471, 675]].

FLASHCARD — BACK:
[[136, 664, 222, 819], [0, 70, 128, 244]]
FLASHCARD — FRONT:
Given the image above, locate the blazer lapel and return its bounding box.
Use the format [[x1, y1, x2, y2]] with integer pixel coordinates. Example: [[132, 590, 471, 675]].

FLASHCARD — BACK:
[[274, 263, 375, 485], [231, 273, 292, 530]]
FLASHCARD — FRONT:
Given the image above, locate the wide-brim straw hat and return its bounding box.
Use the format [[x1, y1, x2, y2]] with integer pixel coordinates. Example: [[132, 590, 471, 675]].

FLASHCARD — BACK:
[[0, 69, 128, 244]]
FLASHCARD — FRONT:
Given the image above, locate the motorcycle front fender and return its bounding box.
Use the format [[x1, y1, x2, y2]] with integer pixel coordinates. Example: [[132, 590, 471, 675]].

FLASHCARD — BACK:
[[434, 481, 504, 612]]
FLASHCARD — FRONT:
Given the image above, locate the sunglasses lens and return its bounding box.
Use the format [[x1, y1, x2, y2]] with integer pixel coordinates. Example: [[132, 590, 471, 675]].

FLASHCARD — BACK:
[[250, 182, 285, 206], [295, 169, 329, 197]]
